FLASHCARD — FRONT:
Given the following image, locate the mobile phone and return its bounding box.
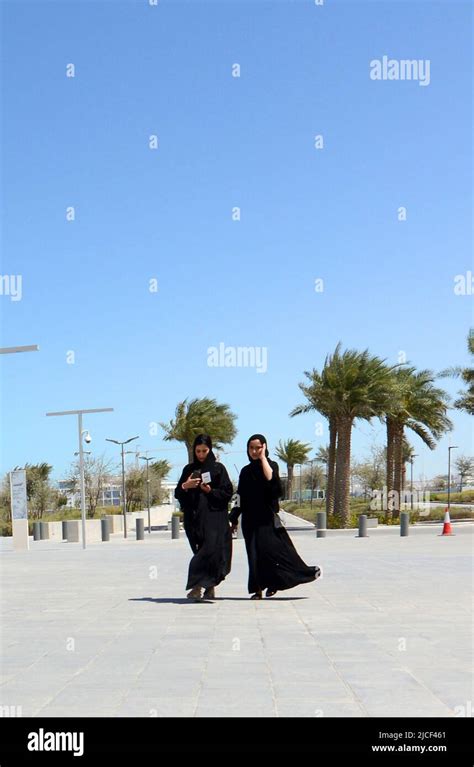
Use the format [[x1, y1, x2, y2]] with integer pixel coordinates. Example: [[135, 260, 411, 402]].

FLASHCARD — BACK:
[[191, 470, 201, 479]]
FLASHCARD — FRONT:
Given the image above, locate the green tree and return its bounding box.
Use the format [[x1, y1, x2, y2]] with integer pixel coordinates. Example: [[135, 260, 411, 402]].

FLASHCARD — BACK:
[[12, 463, 54, 519], [160, 397, 237, 463], [292, 343, 397, 526], [274, 439, 312, 500], [454, 455, 474, 492], [67, 454, 115, 518], [385, 367, 452, 519], [439, 328, 474, 415]]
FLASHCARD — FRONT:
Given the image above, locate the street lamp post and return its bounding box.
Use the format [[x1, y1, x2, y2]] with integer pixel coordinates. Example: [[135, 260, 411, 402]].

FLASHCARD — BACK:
[[46, 408, 114, 549], [0, 345, 39, 354], [410, 454, 418, 510], [106, 436, 139, 538], [447, 446, 459, 514], [140, 455, 156, 534]]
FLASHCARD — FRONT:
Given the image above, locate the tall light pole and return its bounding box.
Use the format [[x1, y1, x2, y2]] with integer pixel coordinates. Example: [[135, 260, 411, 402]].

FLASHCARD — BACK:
[[106, 436, 139, 538], [447, 446, 459, 514], [46, 408, 114, 549], [0, 345, 39, 354], [140, 455, 156, 534], [410, 454, 418, 510]]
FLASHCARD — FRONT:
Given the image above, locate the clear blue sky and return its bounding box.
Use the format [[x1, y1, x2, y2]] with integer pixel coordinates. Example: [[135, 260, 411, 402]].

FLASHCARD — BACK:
[[1, 0, 472, 486]]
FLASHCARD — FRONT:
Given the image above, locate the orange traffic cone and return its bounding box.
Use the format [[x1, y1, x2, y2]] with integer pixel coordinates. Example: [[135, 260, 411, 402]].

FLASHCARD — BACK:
[[440, 507, 454, 536]]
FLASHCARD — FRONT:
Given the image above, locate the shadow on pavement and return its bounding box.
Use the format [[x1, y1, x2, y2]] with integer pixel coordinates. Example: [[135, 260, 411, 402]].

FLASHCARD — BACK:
[[130, 596, 309, 604]]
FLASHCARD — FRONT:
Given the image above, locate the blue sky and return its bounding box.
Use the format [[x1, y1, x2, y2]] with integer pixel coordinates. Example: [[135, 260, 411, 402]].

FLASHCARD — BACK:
[[1, 0, 472, 486]]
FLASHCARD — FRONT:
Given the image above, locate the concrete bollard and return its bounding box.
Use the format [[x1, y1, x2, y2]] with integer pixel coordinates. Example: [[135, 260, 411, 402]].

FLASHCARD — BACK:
[[61, 520, 68, 540], [65, 520, 80, 543], [358, 514, 368, 538], [33, 522, 41, 541], [40, 521, 49, 540], [101, 518, 110, 542], [171, 515, 180, 539], [400, 511, 409, 537], [316, 511, 327, 538], [136, 518, 145, 541]]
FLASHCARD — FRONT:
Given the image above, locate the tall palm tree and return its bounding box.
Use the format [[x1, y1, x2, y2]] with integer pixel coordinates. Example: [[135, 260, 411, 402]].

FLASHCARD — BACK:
[[160, 397, 237, 463], [275, 439, 312, 500], [290, 368, 338, 516], [385, 367, 452, 519], [292, 343, 398, 526], [439, 328, 474, 415]]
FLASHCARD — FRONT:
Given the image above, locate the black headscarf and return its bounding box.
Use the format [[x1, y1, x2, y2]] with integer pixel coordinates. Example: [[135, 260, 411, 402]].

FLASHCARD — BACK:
[[191, 434, 217, 474], [247, 433, 270, 477]]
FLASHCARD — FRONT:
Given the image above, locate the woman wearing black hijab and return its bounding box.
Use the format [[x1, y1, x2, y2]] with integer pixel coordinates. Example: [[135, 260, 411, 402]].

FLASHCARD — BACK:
[[229, 434, 320, 599], [174, 434, 233, 601]]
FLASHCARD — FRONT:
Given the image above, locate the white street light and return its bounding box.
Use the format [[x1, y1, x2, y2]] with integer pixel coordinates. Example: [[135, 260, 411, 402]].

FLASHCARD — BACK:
[[105, 436, 139, 538], [46, 408, 114, 549], [0, 345, 39, 354]]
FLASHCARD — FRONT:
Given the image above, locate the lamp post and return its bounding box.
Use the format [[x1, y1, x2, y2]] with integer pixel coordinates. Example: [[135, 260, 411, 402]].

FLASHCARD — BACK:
[[139, 455, 156, 534], [0, 345, 39, 354], [410, 454, 418, 510], [447, 446, 459, 514], [106, 436, 139, 538], [46, 408, 114, 549]]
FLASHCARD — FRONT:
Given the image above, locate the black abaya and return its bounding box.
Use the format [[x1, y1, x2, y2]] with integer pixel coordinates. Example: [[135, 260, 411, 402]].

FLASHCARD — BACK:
[[175, 460, 233, 590], [230, 458, 320, 594]]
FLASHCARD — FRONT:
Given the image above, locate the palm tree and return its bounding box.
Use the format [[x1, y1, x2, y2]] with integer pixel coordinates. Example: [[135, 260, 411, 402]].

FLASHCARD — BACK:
[[385, 367, 452, 519], [292, 343, 398, 526], [160, 397, 237, 462], [150, 459, 171, 480], [439, 328, 474, 415], [290, 369, 338, 516], [275, 439, 312, 500]]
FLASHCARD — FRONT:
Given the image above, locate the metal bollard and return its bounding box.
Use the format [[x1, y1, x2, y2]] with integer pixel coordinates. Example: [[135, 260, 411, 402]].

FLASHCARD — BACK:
[[40, 521, 49, 540], [400, 511, 409, 537], [101, 518, 110, 542], [316, 511, 327, 538], [171, 515, 180, 539], [136, 518, 144, 541], [33, 521, 41, 541], [358, 514, 368, 537]]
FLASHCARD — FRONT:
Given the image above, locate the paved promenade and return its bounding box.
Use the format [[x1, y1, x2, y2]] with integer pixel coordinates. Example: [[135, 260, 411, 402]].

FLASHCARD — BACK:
[[0, 523, 472, 718]]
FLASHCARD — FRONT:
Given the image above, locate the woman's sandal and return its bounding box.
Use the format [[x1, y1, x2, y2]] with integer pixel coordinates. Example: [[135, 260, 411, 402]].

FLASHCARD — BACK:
[[250, 591, 263, 600], [265, 589, 277, 598]]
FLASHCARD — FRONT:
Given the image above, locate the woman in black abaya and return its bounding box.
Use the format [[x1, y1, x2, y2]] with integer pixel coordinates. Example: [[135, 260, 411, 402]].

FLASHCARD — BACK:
[[175, 434, 233, 601], [230, 434, 320, 599]]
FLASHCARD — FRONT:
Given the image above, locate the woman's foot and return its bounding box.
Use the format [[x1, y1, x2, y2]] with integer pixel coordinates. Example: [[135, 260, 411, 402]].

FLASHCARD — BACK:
[[203, 587, 215, 600], [250, 591, 263, 600], [186, 586, 202, 601], [265, 589, 277, 598]]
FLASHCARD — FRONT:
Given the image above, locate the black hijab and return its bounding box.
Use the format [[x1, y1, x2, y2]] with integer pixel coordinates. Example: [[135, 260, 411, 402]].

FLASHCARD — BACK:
[[247, 433, 270, 477], [190, 434, 217, 474]]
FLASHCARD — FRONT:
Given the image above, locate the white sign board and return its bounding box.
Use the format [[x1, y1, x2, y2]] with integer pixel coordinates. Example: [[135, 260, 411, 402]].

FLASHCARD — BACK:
[[10, 470, 28, 520], [10, 470, 29, 550]]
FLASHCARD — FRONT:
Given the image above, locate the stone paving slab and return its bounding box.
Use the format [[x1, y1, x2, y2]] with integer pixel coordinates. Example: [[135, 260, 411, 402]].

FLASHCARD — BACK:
[[0, 524, 472, 718]]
